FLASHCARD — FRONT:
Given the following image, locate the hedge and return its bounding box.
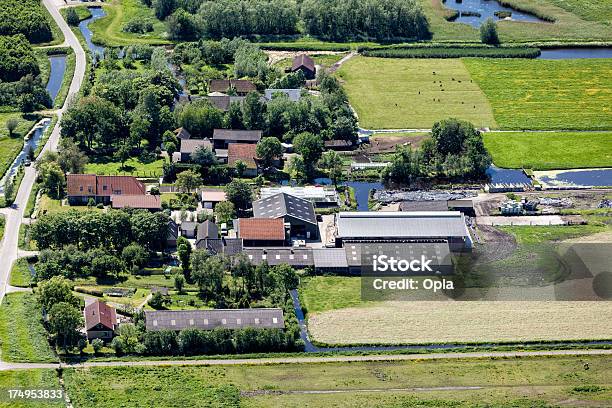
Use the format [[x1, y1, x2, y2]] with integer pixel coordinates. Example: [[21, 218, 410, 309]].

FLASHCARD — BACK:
[[361, 46, 541, 59]]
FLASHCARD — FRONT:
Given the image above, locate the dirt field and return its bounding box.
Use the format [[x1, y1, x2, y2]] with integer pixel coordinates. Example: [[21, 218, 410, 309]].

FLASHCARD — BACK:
[[308, 301, 612, 345], [366, 134, 430, 154]]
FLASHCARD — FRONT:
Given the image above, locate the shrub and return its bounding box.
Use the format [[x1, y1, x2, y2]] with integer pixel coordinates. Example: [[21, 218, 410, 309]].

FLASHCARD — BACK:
[[122, 19, 154, 33], [91, 338, 104, 354], [66, 8, 80, 26], [74, 287, 104, 297], [480, 18, 500, 46], [362, 46, 540, 59]]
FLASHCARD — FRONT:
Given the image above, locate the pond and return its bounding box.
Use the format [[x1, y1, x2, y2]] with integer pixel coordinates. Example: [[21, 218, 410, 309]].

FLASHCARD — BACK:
[[79, 7, 107, 56], [46, 55, 67, 103], [538, 48, 612, 59], [537, 169, 612, 188], [344, 181, 384, 211], [486, 165, 532, 185], [443, 0, 546, 27]]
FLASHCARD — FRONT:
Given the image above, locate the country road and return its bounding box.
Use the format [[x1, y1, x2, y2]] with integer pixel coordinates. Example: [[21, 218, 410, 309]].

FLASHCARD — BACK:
[[0, 0, 86, 304], [0, 349, 611, 371]]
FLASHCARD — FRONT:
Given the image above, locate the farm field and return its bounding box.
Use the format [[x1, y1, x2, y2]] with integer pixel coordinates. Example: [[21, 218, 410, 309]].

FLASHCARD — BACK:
[[484, 131, 612, 170], [0, 370, 63, 408], [464, 58, 612, 130], [0, 293, 57, 362], [63, 356, 612, 407], [337, 57, 498, 129]]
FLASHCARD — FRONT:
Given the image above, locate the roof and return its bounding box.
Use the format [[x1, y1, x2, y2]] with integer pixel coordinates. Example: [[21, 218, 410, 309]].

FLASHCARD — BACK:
[[399, 201, 449, 212], [264, 89, 302, 102], [197, 220, 219, 241], [167, 220, 179, 240], [145, 308, 284, 331], [253, 193, 317, 225], [292, 54, 315, 72], [67, 174, 146, 197], [244, 248, 313, 267], [66, 174, 96, 196], [236, 218, 286, 241], [343, 242, 452, 270], [213, 129, 262, 143], [207, 95, 245, 111], [209, 79, 256, 94], [312, 248, 348, 269], [180, 221, 197, 233], [180, 138, 213, 154], [260, 186, 339, 204], [111, 195, 161, 210], [174, 127, 191, 140], [228, 143, 258, 169], [84, 300, 116, 331], [325, 140, 354, 149], [201, 190, 227, 203], [200, 238, 243, 255], [336, 211, 469, 239]]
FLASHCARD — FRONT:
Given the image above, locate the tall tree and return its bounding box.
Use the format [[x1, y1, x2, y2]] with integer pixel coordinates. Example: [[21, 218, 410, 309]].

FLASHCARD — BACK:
[[256, 137, 282, 170], [224, 179, 252, 212], [480, 18, 500, 45]]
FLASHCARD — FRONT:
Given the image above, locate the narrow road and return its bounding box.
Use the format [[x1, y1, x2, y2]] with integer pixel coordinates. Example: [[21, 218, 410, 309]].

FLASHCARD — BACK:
[[0, 348, 610, 371], [0, 0, 86, 304]]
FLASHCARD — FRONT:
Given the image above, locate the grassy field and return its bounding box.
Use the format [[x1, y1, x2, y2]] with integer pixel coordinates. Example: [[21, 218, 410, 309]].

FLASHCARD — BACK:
[[300, 276, 364, 314], [0, 293, 57, 362], [0, 112, 36, 179], [89, 0, 170, 46], [0, 369, 63, 408], [484, 131, 612, 170], [464, 58, 612, 130], [545, 0, 612, 22], [337, 56, 497, 129], [9, 258, 32, 288], [84, 157, 165, 177], [63, 355, 612, 407]]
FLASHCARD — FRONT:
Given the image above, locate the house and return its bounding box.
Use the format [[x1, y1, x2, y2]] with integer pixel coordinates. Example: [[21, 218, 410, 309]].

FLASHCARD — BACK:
[[259, 186, 339, 207], [291, 54, 316, 80], [208, 79, 256, 96], [207, 95, 246, 111], [264, 89, 302, 102], [144, 308, 284, 331], [180, 221, 198, 239], [252, 192, 319, 240], [228, 143, 258, 177], [196, 237, 243, 255], [84, 300, 117, 341], [167, 219, 179, 247], [212, 129, 262, 149], [243, 248, 313, 268], [195, 220, 219, 249], [174, 127, 191, 140], [176, 139, 213, 162], [201, 190, 227, 209], [234, 218, 287, 247], [335, 211, 472, 251], [67, 174, 146, 205], [110, 195, 161, 211]]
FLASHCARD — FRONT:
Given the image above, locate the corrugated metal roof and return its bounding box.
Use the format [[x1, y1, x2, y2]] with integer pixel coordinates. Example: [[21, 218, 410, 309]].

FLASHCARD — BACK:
[[244, 248, 313, 267], [312, 248, 348, 268], [213, 129, 262, 142], [253, 193, 317, 225], [145, 308, 284, 331]]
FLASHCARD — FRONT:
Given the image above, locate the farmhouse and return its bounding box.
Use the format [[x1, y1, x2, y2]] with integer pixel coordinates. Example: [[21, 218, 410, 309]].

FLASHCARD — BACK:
[[110, 194, 161, 211], [201, 190, 227, 209], [67, 174, 146, 205], [197, 236, 243, 255], [195, 220, 219, 249], [144, 308, 285, 331], [234, 218, 287, 247], [212, 129, 262, 149], [175, 138, 213, 162], [84, 300, 117, 341], [227, 143, 258, 177], [207, 95, 246, 111], [291, 54, 316, 79], [335, 211, 472, 251], [264, 89, 302, 102], [252, 192, 319, 239], [208, 79, 256, 96], [259, 186, 339, 207]]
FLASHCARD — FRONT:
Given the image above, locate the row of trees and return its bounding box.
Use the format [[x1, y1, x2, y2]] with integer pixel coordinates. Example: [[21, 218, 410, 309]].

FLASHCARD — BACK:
[[0, 0, 52, 43]]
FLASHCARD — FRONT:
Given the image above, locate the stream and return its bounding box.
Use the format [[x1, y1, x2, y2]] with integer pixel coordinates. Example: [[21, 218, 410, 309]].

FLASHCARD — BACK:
[[443, 0, 547, 27], [46, 55, 67, 103], [79, 7, 107, 57]]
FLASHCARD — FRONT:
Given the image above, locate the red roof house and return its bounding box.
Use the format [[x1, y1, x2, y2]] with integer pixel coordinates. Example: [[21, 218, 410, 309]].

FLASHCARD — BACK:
[[67, 174, 146, 205], [110, 195, 162, 210], [84, 300, 117, 341], [235, 218, 287, 247]]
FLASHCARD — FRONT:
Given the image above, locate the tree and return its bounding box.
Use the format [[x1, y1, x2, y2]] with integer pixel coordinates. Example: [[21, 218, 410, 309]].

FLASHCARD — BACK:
[[431, 118, 478, 157], [320, 151, 343, 187], [48, 302, 83, 350], [382, 145, 421, 183], [38, 162, 65, 199], [167, 9, 199, 40], [153, 0, 176, 19], [176, 169, 201, 193], [121, 242, 148, 271], [37, 276, 79, 311], [224, 179, 252, 212], [174, 273, 185, 293], [287, 154, 306, 182], [111, 323, 141, 355], [214, 201, 234, 224], [190, 146, 217, 166], [91, 255, 124, 278], [92, 338, 104, 354], [114, 143, 131, 170], [66, 8, 80, 26], [177, 236, 191, 277], [191, 252, 224, 298], [241, 91, 266, 130], [6, 118, 18, 137], [149, 291, 166, 309], [234, 160, 247, 177], [480, 18, 500, 45], [175, 100, 223, 139], [293, 132, 324, 177], [256, 137, 282, 170], [57, 140, 88, 174]]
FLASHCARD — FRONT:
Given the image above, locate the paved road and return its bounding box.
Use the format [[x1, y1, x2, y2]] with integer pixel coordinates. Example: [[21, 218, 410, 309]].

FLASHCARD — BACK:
[[0, 0, 86, 304], [0, 349, 610, 371]]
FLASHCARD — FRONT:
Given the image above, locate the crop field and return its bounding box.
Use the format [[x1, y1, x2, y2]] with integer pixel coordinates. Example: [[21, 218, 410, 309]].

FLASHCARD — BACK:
[[0, 370, 63, 408], [0, 293, 56, 362], [337, 57, 497, 129], [63, 356, 612, 407], [464, 58, 612, 130], [484, 131, 612, 170]]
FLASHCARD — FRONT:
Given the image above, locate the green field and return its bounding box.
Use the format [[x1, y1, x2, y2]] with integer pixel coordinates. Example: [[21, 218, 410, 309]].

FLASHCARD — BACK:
[[300, 276, 364, 314], [0, 293, 57, 362], [484, 131, 612, 170], [9, 258, 32, 288], [84, 157, 165, 177], [536, 0, 612, 23], [337, 56, 497, 129], [63, 355, 612, 407], [0, 112, 36, 179], [0, 370, 63, 408], [465, 58, 612, 130]]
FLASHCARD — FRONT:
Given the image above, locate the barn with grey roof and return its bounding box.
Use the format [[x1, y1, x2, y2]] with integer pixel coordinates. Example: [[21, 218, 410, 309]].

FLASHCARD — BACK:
[[252, 192, 318, 239], [145, 308, 284, 331]]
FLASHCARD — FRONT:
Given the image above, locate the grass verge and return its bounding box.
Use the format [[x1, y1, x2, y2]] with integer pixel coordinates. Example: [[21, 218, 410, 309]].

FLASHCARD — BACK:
[[10, 258, 33, 288]]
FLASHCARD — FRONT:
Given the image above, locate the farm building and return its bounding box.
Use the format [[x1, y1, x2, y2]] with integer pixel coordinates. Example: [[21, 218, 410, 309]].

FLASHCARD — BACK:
[[244, 247, 314, 268], [176, 139, 213, 163], [196, 237, 243, 255], [195, 220, 219, 249], [291, 54, 316, 79], [66, 175, 146, 205], [84, 300, 117, 341], [110, 195, 161, 211], [234, 218, 287, 247], [227, 143, 258, 177], [144, 308, 284, 331], [201, 190, 227, 209], [212, 129, 262, 149], [207, 95, 245, 111], [399, 199, 474, 216], [259, 186, 339, 207], [208, 79, 256, 96], [252, 192, 319, 240], [312, 248, 349, 274], [334, 211, 472, 251]]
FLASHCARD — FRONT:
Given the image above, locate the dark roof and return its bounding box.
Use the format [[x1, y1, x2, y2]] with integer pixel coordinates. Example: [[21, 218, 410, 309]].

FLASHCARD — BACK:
[[180, 221, 197, 234], [174, 127, 191, 140], [207, 95, 245, 111], [252, 193, 317, 225], [399, 201, 450, 212], [200, 238, 243, 256], [111, 195, 161, 210], [197, 220, 219, 241], [236, 218, 285, 241], [312, 248, 348, 269], [244, 247, 314, 267], [180, 139, 213, 154], [145, 308, 284, 331], [292, 54, 315, 72], [167, 220, 179, 241], [213, 129, 262, 142], [67, 175, 146, 197], [343, 242, 452, 271], [84, 300, 116, 331], [228, 143, 258, 169], [209, 79, 256, 94]]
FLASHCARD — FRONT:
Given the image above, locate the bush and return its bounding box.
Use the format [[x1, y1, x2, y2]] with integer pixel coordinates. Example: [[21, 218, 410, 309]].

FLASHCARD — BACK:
[[480, 18, 500, 46], [66, 8, 80, 26], [91, 338, 104, 354], [0, 34, 40, 81], [122, 19, 154, 33], [74, 287, 104, 297]]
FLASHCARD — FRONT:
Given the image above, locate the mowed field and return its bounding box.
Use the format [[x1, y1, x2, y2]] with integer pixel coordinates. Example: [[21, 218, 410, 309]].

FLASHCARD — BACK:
[[464, 58, 612, 130], [484, 131, 612, 170], [337, 56, 498, 129], [63, 356, 612, 407]]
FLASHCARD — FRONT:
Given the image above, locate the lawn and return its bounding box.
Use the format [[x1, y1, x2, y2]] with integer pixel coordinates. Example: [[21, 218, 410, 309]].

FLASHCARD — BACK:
[[85, 157, 165, 177], [464, 58, 612, 130], [484, 131, 612, 170], [0, 293, 57, 362], [37, 194, 104, 215], [337, 56, 498, 129], [9, 258, 32, 288], [545, 0, 612, 22], [300, 276, 364, 314], [0, 369, 63, 408], [500, 223, 608, 245], [63, 355, 612, 407]]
